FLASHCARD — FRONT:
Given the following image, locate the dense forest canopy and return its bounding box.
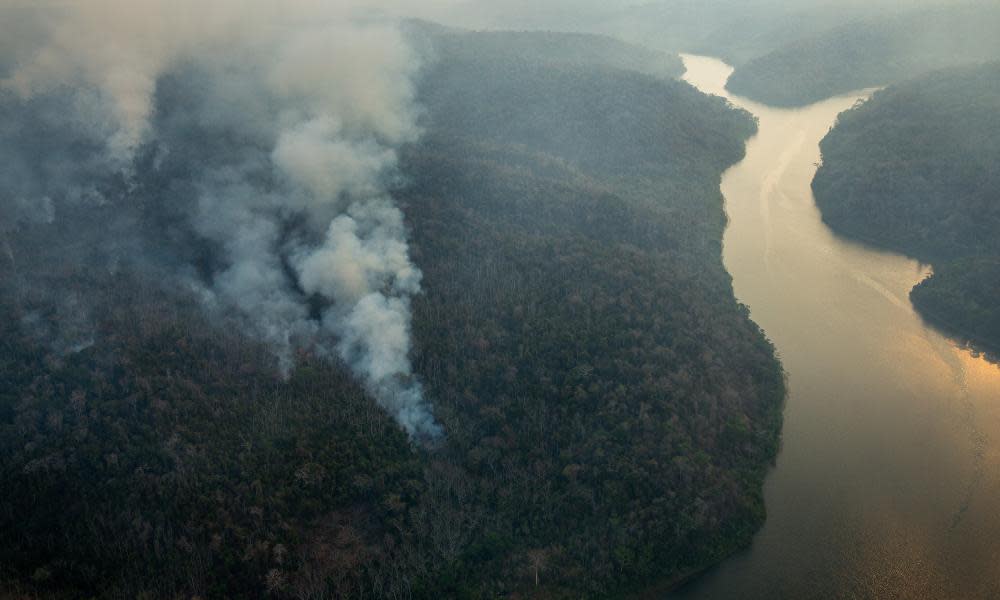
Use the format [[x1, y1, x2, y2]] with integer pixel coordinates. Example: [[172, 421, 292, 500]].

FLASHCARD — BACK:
[[0, 23, 785, 599], [813, 62, 1000, 354], [726, 4, 1000, 106]]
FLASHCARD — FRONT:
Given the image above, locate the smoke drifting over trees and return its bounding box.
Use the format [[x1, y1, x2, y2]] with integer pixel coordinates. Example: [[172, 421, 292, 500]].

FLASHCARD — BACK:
[[0, 5, 797, 598], [0, 0, 442, 437]]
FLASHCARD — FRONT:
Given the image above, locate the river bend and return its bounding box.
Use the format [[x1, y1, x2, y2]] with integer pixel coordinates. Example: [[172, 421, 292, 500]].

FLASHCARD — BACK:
[[674, 55, 1000, 599]]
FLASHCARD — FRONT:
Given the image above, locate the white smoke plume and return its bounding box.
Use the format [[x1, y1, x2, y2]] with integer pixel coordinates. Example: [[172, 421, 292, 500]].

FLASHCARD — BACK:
[[0, 0, 442, 438]]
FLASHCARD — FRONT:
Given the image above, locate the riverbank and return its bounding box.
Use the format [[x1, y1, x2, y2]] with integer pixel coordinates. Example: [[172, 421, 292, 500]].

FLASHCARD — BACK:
[[676, 54, 1000, 599]]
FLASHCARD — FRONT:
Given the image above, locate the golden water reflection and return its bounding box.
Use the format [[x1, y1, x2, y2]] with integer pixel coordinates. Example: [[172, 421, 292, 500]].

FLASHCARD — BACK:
[[674, 54, 1000, 599]]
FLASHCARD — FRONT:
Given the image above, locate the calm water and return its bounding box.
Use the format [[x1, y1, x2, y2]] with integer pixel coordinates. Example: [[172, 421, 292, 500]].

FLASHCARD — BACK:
[[674, 55, 1000, 599]]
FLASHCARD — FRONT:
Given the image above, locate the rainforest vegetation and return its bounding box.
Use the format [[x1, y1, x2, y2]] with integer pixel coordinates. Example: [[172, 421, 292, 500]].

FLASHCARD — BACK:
[[0, 26, 785, 599], [813, 62, 1000, 354]]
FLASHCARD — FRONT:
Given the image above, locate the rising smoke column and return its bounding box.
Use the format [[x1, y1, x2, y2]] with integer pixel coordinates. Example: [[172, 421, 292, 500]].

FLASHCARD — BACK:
[[0, 1, 441, 438]]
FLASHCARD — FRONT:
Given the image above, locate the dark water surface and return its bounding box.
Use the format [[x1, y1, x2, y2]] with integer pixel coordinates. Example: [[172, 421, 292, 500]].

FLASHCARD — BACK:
[[673, 55, 1000, 599]]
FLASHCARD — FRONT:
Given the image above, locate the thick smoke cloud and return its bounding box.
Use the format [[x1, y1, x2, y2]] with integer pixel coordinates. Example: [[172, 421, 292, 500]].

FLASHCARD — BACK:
[[0, 1, 441, 438]]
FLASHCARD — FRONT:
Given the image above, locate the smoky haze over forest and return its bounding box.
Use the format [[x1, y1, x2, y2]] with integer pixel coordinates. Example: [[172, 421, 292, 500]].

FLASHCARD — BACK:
[[2, 0, 995, 437], [0, 0, 447, 437], [3, 0, 1000, 598]]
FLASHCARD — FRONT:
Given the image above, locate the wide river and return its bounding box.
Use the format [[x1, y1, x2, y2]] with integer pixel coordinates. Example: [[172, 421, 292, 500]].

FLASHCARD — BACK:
[[673, 55, 1000, 599]]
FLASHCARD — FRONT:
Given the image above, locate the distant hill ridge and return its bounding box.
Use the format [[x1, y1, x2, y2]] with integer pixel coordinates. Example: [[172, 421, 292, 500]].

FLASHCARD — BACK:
[[727, 4, 1000, 106]]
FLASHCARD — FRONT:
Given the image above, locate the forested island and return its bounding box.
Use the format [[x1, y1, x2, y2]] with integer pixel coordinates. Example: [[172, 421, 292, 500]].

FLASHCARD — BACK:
[[0, 25, 785, 599], [726, 3, 1000, 106], [813, 62, 1000, 355]]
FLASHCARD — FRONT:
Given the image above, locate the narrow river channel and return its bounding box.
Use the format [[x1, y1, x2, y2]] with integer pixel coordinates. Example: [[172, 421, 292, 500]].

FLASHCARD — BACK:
[[674, 54, 1000, 599]]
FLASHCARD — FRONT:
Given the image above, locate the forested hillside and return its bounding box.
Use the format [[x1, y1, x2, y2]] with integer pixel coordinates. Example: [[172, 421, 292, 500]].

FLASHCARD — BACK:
[[813, 63, 1000, 354], [727, 4, 1000, 106], [1, 26, 784, 599], [408, 22, 685, 81]]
